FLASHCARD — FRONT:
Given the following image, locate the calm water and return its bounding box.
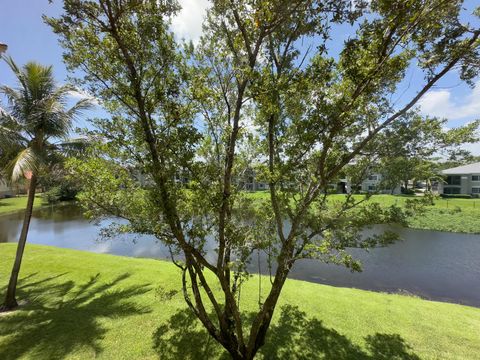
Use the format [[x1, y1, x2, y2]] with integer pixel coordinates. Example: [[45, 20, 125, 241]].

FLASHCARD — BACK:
[[1, 204, 480, 307]]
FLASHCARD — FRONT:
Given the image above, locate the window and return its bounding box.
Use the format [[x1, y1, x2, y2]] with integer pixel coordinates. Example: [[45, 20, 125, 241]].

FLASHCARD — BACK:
[[472, 188, 480, 194], [472, 175, 480, 182], [446, 176, 461, 185], [368, 185, 376, 191], [444, 187, 461, 194], [368, 175, 378, 181]]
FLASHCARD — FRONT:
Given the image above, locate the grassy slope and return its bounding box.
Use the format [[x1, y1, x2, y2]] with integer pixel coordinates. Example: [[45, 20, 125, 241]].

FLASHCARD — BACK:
[[248, 192, 480, 233], [0, 196, 44, 215], [1, 244, 479, 360]]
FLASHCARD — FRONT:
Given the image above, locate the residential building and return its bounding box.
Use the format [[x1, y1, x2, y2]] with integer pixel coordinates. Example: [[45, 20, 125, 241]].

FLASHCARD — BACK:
[[356, 173, 401, 194], [438, 162, 480, 196], [0, 179, 14, 198], [237, 167, 269, 191]]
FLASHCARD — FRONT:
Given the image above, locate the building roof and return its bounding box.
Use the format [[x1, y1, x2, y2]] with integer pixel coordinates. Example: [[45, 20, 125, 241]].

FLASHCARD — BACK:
[[441, 162, 480, 175]]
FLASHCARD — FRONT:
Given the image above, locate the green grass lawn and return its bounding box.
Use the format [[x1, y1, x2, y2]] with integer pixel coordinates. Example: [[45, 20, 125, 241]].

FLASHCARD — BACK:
[[247, 192, 480, 233], [1, 244, 479, 360], [0, 195, 45, 216]]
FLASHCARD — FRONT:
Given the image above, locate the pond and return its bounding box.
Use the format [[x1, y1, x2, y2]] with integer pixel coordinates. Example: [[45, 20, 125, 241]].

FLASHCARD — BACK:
[[1, 203, 480, 307]]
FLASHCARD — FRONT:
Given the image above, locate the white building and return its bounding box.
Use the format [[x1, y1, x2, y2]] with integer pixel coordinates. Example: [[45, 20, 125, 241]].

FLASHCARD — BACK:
[[0, 179, 14, 198], [355, 173, 402, 194], [238, 168, 269, 191], [439, 162, 480, 196], [335, 174, 401, 194]]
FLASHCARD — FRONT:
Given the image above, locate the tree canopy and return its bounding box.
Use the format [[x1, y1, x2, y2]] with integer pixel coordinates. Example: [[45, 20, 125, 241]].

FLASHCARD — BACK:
[[47, 0, 480, 358]]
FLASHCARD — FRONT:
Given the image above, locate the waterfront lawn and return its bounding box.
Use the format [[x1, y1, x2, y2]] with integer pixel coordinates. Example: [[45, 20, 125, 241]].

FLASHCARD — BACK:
[[246, 192, 480, 233], [1, 244, 479, 359], [408, 207, 480, 233], [334, 194, 480, 234], [0, 195, 44, 216]]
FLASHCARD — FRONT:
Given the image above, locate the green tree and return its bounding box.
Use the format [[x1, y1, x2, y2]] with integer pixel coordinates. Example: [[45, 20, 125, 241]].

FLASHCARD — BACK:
[[47, 0, 480, 358], [0, 58, 91, 311], [39, 149, 85, 203], [376, 113, 479, 192], [441, 149, 480, 169]]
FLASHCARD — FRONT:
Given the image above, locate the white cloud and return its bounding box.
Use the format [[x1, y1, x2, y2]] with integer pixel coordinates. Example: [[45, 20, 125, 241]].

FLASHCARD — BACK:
[[67, 89, 100, 106], [418, 81, 480, 120], [419, 83, 480, 155], [460, 141, 480, 156], [171, 0, 210, 44]]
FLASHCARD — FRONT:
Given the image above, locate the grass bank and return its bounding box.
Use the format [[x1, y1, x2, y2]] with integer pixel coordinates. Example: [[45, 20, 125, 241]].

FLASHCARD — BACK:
[[1, 244, 479, 359], [0, 196, 45, 216], [248, 192, 480, 233]]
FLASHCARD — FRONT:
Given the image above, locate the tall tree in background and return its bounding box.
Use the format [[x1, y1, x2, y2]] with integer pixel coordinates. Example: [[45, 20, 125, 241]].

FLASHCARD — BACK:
[[376, 113, 479, 192], [48, 0, 480, 358], [0, 58, 91, 311], [441, 149, 480, 169]]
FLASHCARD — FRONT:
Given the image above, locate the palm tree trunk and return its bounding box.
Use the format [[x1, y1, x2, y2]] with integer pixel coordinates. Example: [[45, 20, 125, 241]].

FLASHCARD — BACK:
[[1, 174, 37, 311]]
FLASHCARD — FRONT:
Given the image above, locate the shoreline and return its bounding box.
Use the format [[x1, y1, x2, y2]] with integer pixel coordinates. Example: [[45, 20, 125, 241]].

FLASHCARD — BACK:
[[2, 195, 480, 234]]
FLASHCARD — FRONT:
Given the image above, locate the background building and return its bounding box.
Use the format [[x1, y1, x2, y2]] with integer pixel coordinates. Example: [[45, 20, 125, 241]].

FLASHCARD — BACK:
[[0, 179, 14, 198], [439, 162, 480, 196]]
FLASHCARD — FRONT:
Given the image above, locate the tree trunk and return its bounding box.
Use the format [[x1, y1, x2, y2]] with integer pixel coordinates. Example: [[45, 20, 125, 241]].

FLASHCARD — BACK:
[[1, 175, 37, 311]]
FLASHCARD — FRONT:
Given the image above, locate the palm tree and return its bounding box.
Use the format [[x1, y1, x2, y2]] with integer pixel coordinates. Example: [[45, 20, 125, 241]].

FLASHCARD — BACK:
[[0, 57, 91, 311]]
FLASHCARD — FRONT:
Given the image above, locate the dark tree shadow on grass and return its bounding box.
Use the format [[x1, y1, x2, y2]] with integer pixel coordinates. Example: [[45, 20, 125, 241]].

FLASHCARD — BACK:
[[153, 305, 420, 360], [261, 305, 420, 360], [153, 307, 227, 360], [0, 272, 151, 360]]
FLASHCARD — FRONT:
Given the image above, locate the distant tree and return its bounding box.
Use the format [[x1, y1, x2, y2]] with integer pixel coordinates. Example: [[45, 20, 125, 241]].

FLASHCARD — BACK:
[[0, 58, 91, 311], [48, 0, 480, 358], [376, 114, 479, 192], [39, 151, 84, 203], [441, 149, 480, 169]]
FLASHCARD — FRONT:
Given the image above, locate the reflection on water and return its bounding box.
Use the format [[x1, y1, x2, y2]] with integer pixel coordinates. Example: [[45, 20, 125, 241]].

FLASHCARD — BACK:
[[1, 203, 480, 307], [0, 204, 170, 258]]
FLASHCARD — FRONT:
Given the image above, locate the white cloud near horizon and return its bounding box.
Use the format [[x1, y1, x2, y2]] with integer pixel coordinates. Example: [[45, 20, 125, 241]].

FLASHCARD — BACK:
[[418, 82, 480, 155], [461, 141, 480, 156], [419, 81, 480, 120], [67, 89, 100, 107], [171, 0, 209, 44]]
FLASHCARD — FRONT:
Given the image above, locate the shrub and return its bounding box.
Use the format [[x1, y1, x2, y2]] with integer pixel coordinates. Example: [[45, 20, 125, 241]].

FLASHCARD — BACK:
[[44, 184, 78, 204], [439, 194, 473, 199]]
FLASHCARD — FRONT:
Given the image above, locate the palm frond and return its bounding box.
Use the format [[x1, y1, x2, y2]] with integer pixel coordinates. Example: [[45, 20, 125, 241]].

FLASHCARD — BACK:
[[31, 96, 93, 140], [1, 57, 91, 161], [53, 83, 77, 99], [66, 97, 94, 121], [0, 85, 22, 107], [0, 106, 22, 128], [0, 125, 27, 148], [28, 98, 72, 138], [0, 107, 27, 148], [3, 56, 26, 90], [24, 62, 55, 101], [5, 147, 41, 183], [54, 137, 91, 156]]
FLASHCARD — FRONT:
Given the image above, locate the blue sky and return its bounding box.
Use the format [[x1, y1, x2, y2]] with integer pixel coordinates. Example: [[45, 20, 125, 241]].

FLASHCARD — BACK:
[[0, 1, 67, 92], [1, 0, 479, 154]]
